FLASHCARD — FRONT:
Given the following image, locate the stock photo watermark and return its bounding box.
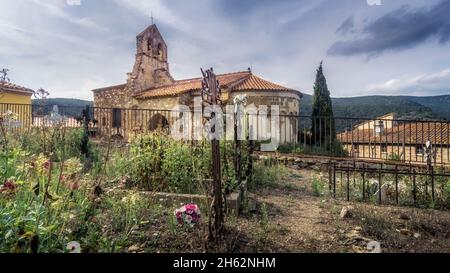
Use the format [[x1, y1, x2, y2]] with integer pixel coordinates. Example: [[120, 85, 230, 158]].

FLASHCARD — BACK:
[[168, 99, 282, 152], [66, 0, 81, 6], [367, 0, 382, 6]]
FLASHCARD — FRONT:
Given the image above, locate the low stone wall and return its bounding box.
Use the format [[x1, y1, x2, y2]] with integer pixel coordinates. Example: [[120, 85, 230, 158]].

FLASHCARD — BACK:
[[113, 190, 243, 216]]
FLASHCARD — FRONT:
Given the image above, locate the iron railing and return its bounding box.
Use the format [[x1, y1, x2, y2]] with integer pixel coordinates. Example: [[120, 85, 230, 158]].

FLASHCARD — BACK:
[[2, 103, 450, 165]]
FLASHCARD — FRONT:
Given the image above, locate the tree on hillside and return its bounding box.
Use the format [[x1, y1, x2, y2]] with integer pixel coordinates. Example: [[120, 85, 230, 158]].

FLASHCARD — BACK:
[[311, 61, 336, 150]]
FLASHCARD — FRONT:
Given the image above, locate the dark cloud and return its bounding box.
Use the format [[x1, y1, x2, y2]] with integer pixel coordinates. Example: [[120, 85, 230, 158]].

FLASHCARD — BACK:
[[212, 0, 301, 17], [328, 0, 450, 56], [336, 16, 355, 35]]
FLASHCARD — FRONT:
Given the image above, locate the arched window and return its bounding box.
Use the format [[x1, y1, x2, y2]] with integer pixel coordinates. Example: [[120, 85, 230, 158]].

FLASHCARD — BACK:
[[157, 43, 164, 59]]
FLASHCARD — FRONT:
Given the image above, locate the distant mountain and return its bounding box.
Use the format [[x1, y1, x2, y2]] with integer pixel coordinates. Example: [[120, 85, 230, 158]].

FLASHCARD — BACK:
[[301, 94, 450, 120], [32, 98, 92, 107], [32, 98, 92, 117], [406, 95, 450, 120], [30, 95, 450, 121]]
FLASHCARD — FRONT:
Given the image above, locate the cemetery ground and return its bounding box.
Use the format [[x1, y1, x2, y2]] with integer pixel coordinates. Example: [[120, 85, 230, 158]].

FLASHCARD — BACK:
[[61, 166, 450, 253], [1, 126, 449, 253]]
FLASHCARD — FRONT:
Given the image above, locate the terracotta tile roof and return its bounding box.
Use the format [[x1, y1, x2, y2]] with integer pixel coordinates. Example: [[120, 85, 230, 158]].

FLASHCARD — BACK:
[[0, 81, 34, 95], [134, 71, 299, 99], [338, 122, 450, 145], [92, 83, 127, 93], [232, 74, 294, 92]]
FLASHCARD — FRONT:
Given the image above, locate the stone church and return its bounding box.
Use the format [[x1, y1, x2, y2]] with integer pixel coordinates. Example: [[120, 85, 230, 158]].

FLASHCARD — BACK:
[[92, 24, 302, 142]]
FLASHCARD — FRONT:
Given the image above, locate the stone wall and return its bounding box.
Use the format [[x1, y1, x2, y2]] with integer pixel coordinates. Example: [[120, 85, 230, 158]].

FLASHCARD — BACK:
[[93, 85, 127, 108], [93, 87, 302, 143]]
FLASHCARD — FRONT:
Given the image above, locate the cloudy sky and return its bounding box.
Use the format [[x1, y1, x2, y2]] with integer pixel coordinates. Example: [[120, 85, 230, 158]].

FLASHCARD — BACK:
[[1, 0, 450, 100]]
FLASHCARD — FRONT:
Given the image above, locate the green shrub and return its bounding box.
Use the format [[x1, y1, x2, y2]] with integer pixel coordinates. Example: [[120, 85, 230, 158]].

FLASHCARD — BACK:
[[15, 127, 91, 162], [161, 141, 194, 193], [311, 176, 325, 197], [277, 141, 347, 157], [112, 133, 251, 194], [249, 162, 288, 190]]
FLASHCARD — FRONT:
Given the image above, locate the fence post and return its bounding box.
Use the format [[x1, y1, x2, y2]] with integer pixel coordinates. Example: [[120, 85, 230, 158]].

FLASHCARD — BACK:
[[346, 165, 350, 201], [395, 165, 399, 205], [328, 160, 332, 194], [378, 164, 382, 205], [413, 169, 417, 207], [333, 161, 336, 198], [431, 166, 435, 203], [362, 164, 366, 201]]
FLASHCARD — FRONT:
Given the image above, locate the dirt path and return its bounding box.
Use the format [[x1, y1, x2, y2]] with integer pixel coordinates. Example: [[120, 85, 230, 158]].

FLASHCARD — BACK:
[[230, 167, 450, 253]]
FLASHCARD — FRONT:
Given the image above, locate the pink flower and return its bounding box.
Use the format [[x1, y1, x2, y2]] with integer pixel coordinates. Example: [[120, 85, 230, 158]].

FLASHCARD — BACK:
[[173, 204, 201, 227], [68, 181, 80, 191], [191, 214, 199, 222], [4, 181, 17, 190], [43, 160, 51, 170]]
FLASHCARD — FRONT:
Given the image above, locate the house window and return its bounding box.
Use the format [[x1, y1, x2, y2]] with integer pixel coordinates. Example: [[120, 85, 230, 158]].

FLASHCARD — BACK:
[[353, 144, 359, 153], [381, 144, 387, 153]]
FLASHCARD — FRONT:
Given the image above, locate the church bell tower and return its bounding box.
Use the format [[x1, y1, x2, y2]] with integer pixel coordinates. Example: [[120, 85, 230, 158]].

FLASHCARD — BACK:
[[128, 24, 174, 92]]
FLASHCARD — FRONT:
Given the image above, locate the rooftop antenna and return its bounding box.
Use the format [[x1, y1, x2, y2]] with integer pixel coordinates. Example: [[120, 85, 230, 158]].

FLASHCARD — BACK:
[[151, 11, 154, 25]]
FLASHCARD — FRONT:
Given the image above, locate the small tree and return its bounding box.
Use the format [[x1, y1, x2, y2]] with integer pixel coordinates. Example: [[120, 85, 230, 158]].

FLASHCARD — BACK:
[[311, 61, 336, 150], [0, 68, 10, 94]]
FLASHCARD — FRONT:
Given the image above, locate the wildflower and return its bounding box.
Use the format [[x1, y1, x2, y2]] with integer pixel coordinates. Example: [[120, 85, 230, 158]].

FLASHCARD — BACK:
[[68, 181, 80, 191], [4, 180, 17, 190], [66, 241, 81, 253], [43, 160, 51, 170], [0, 180, 18, 194]]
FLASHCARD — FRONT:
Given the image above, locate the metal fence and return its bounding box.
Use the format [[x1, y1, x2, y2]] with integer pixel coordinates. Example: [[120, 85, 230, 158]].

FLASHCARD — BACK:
[[292, 114, 450, 166], [326, 160, 450, 208], [2, 103, 450, 165]]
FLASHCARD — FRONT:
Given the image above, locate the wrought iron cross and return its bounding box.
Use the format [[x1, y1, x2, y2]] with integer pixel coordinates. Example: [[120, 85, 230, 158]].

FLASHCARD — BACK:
[[201, 68, 224, 241]]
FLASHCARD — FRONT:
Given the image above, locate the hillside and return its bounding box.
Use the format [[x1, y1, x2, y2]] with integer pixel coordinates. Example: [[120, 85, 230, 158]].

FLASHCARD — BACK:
[[301, 94, 449, 120], [32, 98, 92, 117], [30, 95, 450, 121], [32, 98, 92, 107], [406, 95, 450, 120]]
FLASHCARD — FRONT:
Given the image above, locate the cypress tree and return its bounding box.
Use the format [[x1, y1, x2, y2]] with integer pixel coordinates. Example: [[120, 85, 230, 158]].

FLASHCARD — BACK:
[[311, 61, 336, 150]]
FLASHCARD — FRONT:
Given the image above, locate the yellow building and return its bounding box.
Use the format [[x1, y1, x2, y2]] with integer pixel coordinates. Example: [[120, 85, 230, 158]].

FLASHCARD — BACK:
[[0, 81, 34, 128]]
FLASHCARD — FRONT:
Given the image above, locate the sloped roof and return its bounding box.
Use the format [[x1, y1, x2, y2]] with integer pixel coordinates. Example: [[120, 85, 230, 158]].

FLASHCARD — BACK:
[[134, 71, 299, 99], [338, 122, 450, 145], [0, 81, 34, 95], [92, 83, 126, 93]]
